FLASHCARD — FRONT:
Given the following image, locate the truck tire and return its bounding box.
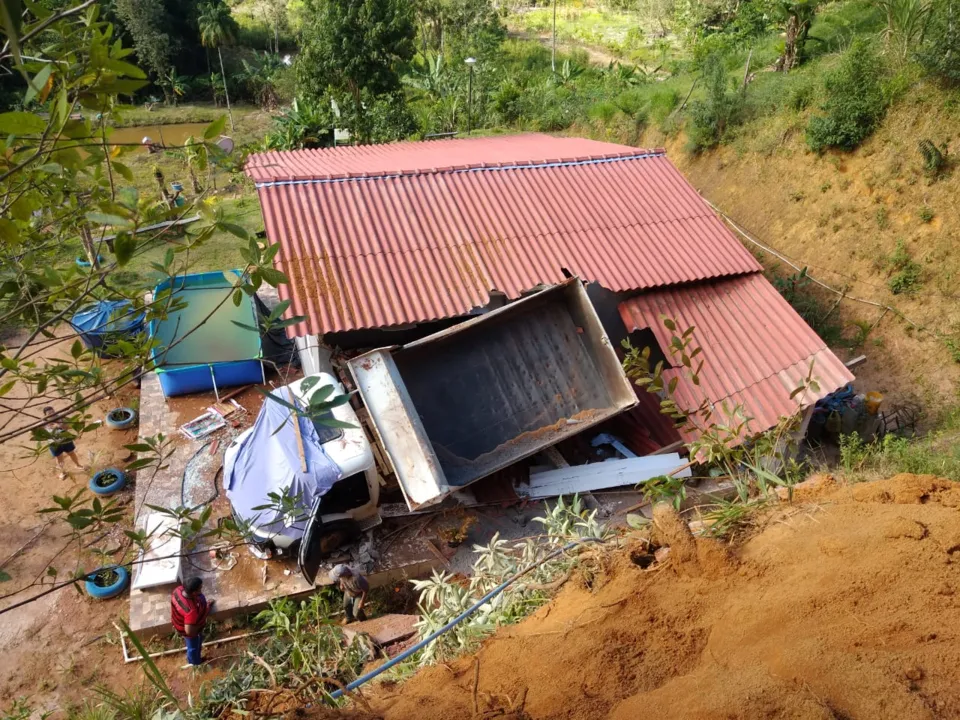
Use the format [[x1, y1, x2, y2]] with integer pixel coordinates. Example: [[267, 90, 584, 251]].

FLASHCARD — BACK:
[[85, 565, 130, 599]]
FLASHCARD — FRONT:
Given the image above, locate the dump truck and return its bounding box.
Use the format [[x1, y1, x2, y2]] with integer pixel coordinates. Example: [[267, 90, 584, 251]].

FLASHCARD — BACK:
[[348, 279, 639, 510]]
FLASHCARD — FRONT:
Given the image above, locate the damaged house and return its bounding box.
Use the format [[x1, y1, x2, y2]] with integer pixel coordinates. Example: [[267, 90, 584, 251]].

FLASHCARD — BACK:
[[246, 133, 854, 504]]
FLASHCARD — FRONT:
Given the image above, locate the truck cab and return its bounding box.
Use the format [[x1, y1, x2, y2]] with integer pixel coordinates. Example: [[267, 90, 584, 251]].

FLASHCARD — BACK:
[[224, 372, 381, 584]]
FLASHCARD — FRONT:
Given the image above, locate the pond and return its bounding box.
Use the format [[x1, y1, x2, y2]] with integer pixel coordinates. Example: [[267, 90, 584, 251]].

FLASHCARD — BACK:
[[109, 122, 211, 149]]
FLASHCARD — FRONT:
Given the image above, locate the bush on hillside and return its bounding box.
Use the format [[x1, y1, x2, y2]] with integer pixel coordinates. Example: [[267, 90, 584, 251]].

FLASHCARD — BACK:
[[916, 0, 960, 85], [686, 53, 744, 151], [806, 39, 886, 152]]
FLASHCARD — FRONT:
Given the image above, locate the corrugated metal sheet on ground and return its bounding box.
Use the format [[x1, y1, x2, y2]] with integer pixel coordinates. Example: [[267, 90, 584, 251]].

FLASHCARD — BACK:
[[247, 134, 761, 335], [619, 273, 854, 440]]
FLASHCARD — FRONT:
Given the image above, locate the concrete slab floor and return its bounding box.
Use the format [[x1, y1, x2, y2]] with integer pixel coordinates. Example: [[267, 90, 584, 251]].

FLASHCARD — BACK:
[[129, 371, 437, 639]]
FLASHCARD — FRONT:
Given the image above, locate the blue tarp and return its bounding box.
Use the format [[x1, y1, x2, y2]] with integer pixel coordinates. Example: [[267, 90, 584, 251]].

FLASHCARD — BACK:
[[69, 300, 145, 352], [224, 389, 341, 542]]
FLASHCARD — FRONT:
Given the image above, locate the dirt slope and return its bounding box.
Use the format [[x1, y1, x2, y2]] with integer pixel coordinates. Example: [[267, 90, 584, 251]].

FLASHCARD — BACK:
[[652, 86, 960, 413], [330, 474, 960, 720]]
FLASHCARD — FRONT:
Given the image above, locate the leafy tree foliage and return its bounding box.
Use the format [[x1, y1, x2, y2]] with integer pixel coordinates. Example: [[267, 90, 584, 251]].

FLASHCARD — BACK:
[[687, 54, 743, 150], [113, 0, 175, 83], [806, 39, 886, 152], [296, 0, 416, 102], [917, 0, 960, 84]]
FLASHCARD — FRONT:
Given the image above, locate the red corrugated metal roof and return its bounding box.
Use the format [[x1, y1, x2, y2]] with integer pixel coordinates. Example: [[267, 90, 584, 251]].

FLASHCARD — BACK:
[[619, 273, 854, 441], [248, 134, 762, 335]]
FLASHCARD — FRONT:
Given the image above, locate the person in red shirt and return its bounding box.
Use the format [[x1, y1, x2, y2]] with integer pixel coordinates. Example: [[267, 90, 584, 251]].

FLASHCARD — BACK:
[[170, 577, 211, 666]]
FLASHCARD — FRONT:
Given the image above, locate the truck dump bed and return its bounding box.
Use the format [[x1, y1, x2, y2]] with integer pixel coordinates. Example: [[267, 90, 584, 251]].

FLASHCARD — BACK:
[[349, 280, 638, 510]]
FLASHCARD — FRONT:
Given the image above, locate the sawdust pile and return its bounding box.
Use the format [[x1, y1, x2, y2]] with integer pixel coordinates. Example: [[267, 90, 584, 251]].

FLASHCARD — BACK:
[[310, 474, 960, 720]]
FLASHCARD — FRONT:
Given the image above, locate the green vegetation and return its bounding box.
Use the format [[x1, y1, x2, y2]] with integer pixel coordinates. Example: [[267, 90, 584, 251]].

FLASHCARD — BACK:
[[806, 39, 886, 152], [839, 412, 960, 480], [886, 239, 923, 294]]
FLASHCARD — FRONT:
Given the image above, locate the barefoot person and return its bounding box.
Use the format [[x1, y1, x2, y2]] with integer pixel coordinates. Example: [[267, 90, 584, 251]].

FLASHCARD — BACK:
[[330, 565, 368, 624], [43, 407, 84, 479], [171, 577, 212, 667]]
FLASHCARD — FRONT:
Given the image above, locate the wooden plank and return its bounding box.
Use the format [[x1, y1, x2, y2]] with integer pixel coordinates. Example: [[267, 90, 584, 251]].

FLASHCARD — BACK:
[[286, 387, 308, 473], [542, 446, 570, 468], [516, 454, 692, 500], [845, 354, 867, 369], [649, 440, 685, 456]]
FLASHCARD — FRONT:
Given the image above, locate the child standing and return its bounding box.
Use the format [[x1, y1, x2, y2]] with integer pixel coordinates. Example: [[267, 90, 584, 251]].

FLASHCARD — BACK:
[[43, 407, 84, 479]]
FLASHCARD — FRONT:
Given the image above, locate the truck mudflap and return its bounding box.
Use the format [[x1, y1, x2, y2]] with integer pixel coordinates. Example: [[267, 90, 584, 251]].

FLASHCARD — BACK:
[[348, 279, 638, 511]]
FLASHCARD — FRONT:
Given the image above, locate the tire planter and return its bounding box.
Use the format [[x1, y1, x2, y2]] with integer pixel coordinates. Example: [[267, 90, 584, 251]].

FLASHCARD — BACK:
[[105, 406, 137, 430], [75, 255, 104, 268], [85, 565, 129, 599], [89, 467, 128, 496]]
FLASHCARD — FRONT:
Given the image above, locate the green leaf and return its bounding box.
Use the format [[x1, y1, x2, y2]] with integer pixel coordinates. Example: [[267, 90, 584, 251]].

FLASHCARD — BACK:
[[221, 222, 250, 240], [0, 0, 23, 69], [0, 380, 15, 397], [103, 58, 147, 79], [259, 267, 288, 286], [24, 63, 51, 105], [0, 218, 19, 245], [113, 233, 136, 266], [0, 568, 10, 582], [125, 458, 156, 471], [85, 212, 128, 227], [662, 317, 676, 331], [625, 513, 649, 530], [232, 288, 243, 307], [0, 111, 45, 135], [124, 443, 154, 452], [230, 321, 260, 333], [70, 339, 83, 359], [203, 115, 227, 140], [112, 161, 134, 182]]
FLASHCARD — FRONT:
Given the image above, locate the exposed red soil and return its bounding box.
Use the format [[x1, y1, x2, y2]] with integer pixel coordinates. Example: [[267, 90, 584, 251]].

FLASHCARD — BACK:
[[328, 473, 960, 720]]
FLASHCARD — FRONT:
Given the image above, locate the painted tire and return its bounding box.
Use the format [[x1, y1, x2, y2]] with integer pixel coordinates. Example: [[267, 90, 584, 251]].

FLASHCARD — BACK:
[[85, 565, 130, 599], [89, 468, 128, 496], [75, 255, 104, 268], [105, 407, 137, 430]]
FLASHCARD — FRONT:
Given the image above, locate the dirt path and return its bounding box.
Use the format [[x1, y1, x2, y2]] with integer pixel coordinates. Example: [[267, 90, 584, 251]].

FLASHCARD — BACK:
[[327, 473, 960, 719], [507, 30, 619, 66]]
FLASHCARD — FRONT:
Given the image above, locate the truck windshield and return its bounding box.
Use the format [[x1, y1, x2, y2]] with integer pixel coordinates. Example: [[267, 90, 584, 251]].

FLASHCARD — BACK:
[[311, 412, 344, 444]]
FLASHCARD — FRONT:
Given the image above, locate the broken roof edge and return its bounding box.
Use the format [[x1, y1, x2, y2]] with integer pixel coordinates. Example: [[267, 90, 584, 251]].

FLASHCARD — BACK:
[[247, 146, 668, 185]]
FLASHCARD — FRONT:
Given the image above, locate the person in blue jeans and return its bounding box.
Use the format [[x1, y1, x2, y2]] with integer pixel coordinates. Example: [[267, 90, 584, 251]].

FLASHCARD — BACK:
[[170, 577, 212, 667]]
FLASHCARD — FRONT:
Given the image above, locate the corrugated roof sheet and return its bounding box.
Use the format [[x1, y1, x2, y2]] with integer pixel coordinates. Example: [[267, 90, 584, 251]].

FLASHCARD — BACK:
[[248, 134, 762, 335], [619, 273, 854, 441]]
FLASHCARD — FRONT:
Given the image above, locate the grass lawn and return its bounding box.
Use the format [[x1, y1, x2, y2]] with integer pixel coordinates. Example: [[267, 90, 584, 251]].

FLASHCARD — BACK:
[[61, 105, 274, 292]]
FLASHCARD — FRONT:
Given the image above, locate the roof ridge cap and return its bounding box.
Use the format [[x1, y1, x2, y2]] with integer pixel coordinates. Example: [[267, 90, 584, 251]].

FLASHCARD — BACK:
[[253, 148, 668, 186]]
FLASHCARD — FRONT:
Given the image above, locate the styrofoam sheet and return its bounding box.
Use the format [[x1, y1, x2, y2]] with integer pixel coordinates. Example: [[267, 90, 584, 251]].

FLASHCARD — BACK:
[[516, 453, 691, 499], [131, 512, 182, 591]]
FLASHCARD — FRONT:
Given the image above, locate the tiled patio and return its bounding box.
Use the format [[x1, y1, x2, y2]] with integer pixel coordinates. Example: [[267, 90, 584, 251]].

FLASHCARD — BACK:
[[128, 372, 437, 638]]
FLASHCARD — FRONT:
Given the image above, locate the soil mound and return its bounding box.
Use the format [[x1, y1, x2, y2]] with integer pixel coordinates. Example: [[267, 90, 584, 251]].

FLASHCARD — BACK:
[[340, 474, 960, 719]]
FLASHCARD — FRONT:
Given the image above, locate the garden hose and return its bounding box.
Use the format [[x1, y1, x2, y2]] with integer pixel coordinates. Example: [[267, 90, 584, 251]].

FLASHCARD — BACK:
[[327, 535, 608, 703]]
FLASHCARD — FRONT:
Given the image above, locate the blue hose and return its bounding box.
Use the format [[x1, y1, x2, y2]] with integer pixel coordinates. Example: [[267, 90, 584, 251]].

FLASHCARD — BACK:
[[329, 536, 605, 702]]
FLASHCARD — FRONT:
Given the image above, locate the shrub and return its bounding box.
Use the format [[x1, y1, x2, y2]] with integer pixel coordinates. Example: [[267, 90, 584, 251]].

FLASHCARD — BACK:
[[648, 86, 681, 124], [916, 0, 960, 85], [806, 39, 886, 152], [918, 206, 935, 222], [686, 53, 743, 151], [787, 79, 817, 111], [886, 239, 923, 293]]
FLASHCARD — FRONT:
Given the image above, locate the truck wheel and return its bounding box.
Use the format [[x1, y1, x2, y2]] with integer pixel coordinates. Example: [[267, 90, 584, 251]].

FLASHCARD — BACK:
[[85, 565, 130, 599]]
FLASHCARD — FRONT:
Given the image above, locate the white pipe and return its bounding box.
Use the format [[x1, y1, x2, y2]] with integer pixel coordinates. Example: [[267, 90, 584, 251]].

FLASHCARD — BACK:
[[114, 623, 270, 663]]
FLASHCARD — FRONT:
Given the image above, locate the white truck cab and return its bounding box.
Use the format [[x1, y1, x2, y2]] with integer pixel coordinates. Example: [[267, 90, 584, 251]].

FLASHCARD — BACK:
[[224, 372, 381, 584]]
